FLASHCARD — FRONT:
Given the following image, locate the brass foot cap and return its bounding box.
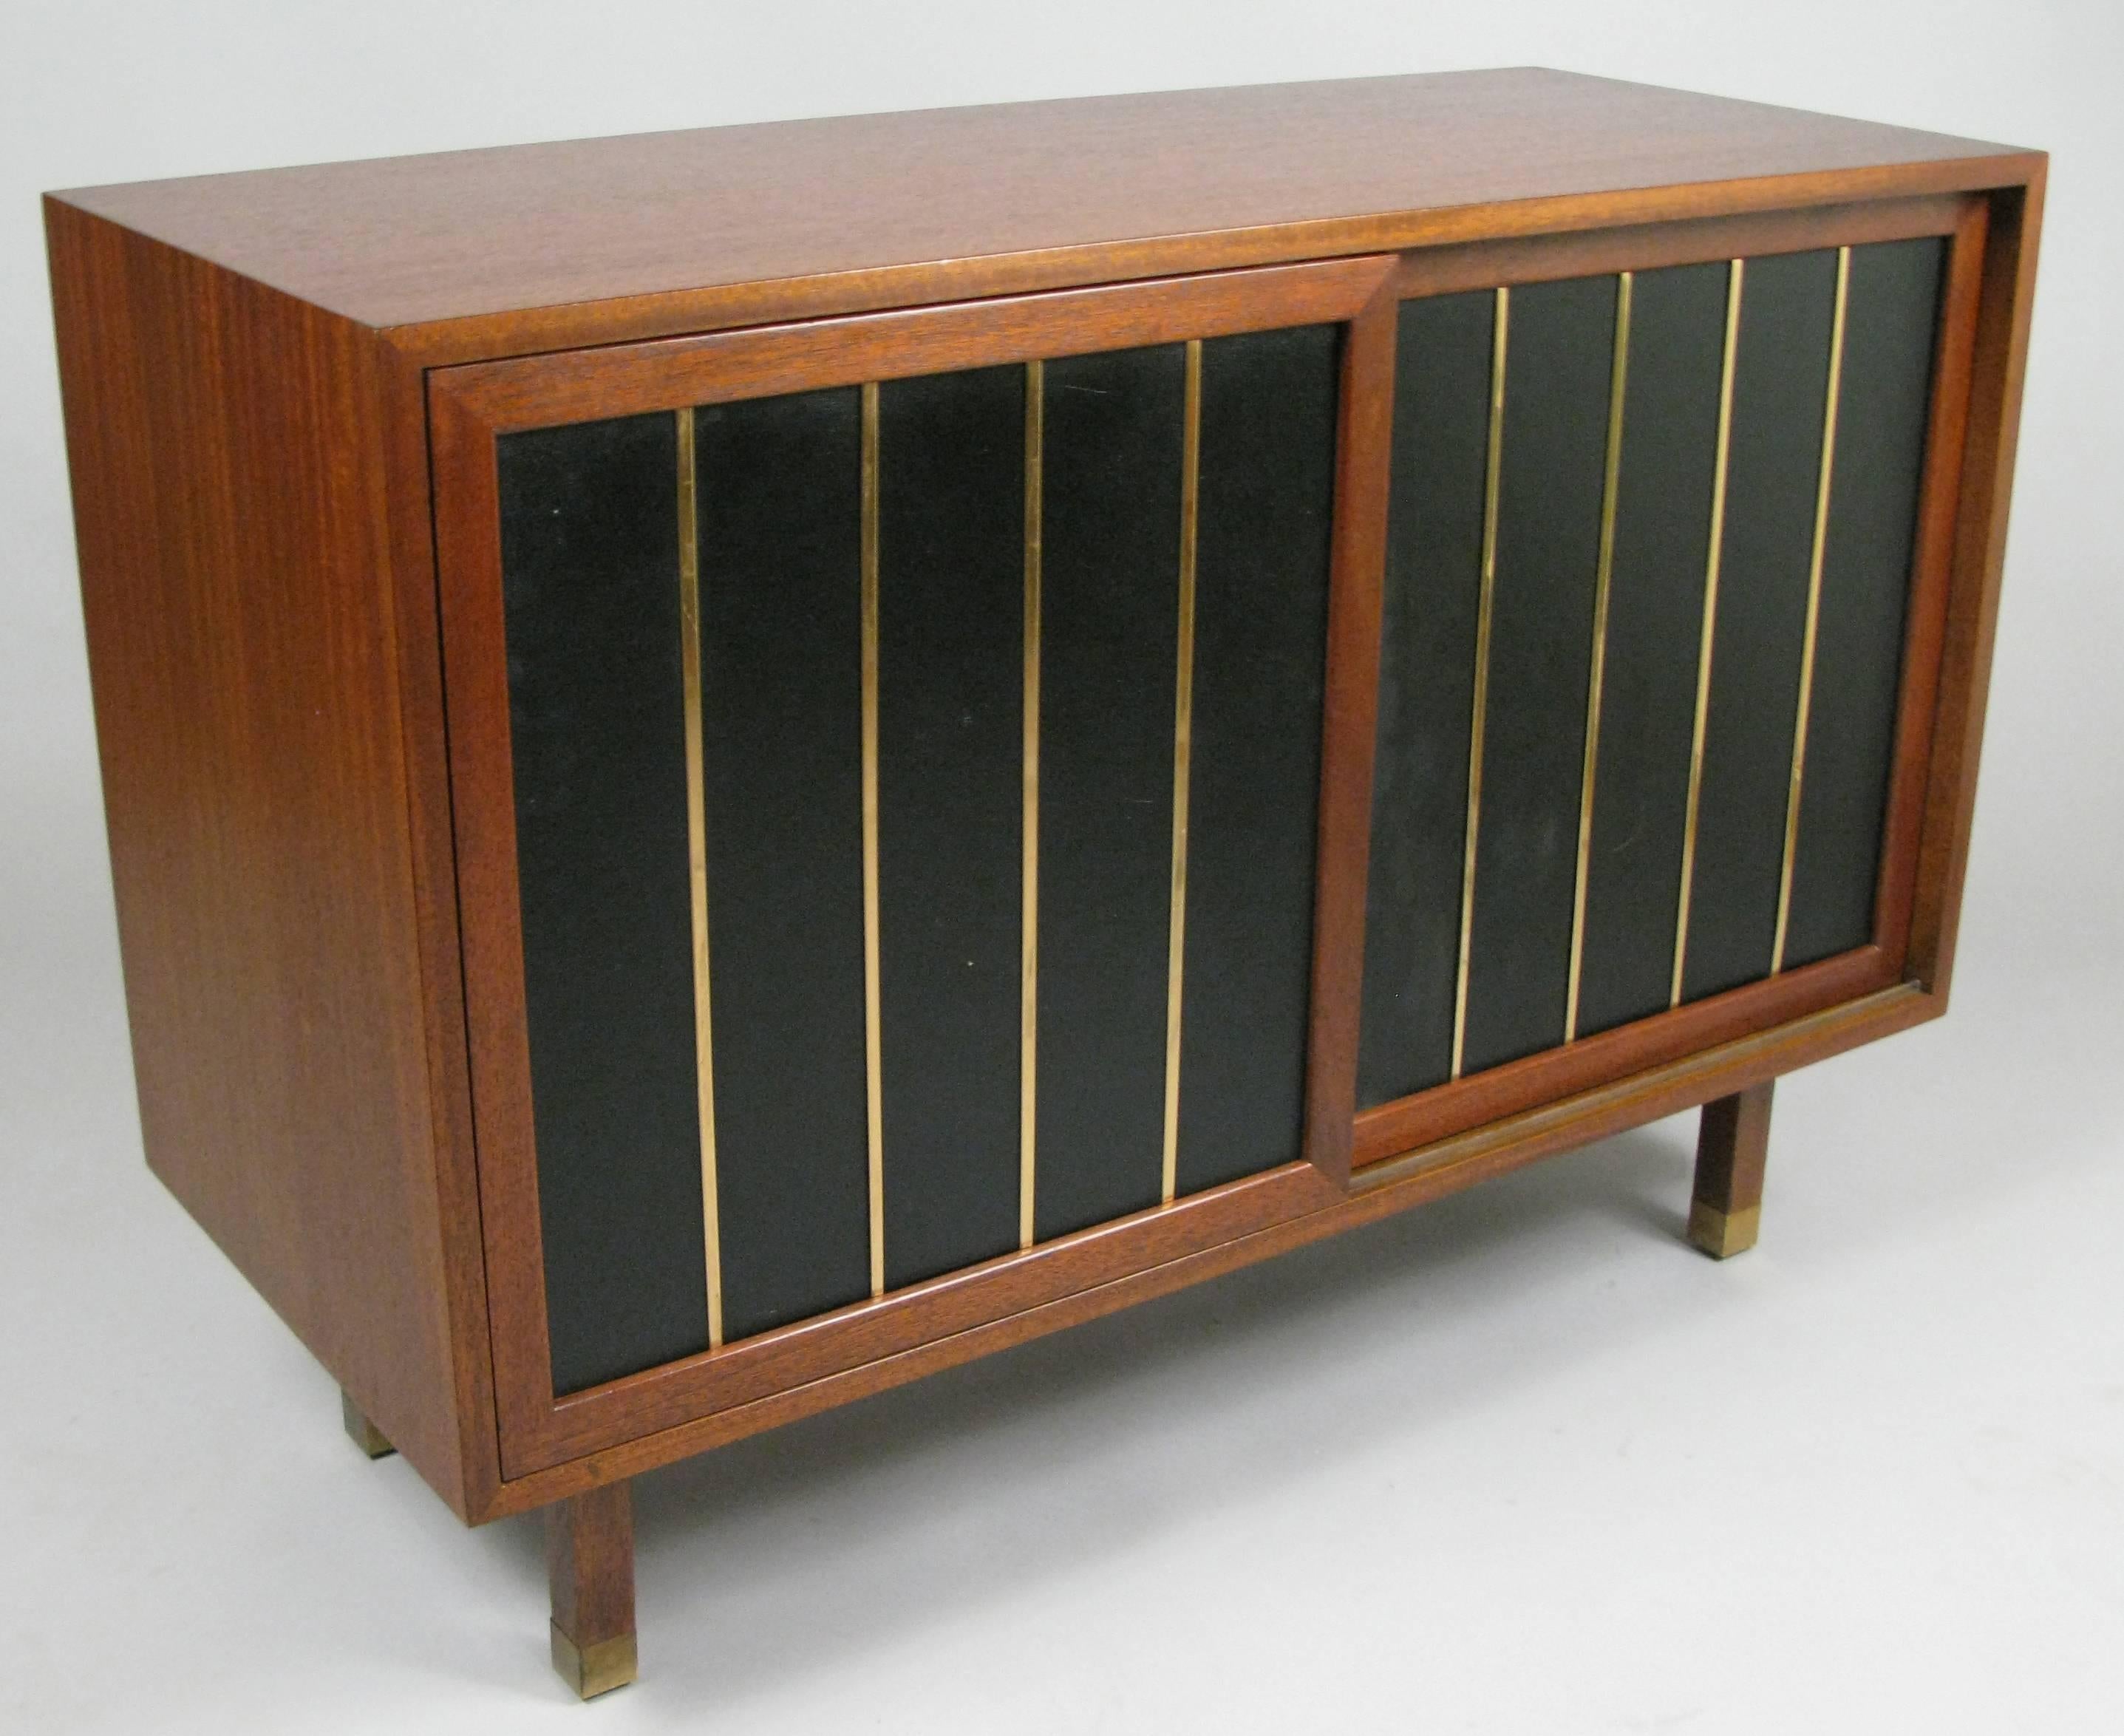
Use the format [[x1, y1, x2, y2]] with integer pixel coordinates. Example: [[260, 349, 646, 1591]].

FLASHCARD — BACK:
[[551, 1622, 638, 1700], [341, 1392, 395, 1460], [1688, 1201, 1760, 1260]]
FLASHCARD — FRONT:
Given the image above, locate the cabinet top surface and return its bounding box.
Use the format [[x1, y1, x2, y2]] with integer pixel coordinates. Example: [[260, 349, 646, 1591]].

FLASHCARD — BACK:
[[49, 68, 2031, 335]]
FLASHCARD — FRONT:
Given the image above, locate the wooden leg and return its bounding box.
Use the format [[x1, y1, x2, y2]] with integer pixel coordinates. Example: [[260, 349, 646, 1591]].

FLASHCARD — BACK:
[[547, 1482, 637, 1700], [1689, 1080, 1773, 1259], [341, 1388, 395, 1459]]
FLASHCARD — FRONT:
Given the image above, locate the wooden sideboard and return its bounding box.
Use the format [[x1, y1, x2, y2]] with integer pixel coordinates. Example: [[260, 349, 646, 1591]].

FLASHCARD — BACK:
[[45, 69, 2043, 1698]]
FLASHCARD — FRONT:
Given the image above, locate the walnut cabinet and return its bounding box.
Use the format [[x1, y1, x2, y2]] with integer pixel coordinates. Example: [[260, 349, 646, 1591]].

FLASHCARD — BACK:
[[45, 69, 2043, 1697]]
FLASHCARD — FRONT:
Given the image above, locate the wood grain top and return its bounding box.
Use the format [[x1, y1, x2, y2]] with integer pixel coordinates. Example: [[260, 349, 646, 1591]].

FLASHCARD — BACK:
[[50, 69, 2037, 344]]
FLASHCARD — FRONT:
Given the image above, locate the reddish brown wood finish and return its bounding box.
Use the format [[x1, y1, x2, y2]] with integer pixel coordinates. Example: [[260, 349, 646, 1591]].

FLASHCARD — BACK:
[[547, 1482, 636, 1698], [1390, 191, 1970, 302], [548, 1484, 633, 1638], [1302, 283, 1400, 1188], [1689, 1082, 1774, 1259], [49, 70, 2034, 363], [1908, 169, 2047, 996], [42, 202, 480, 1515], [422, 382, 545, 1471], [1692, 1083, 1774, 1207], [434, 255, 1395, 431], [44, 73, 2045, 1536], [372, 335, 506, 1523], [1872, 196, 1990, 975], [1352, 944, 1893, 1168]]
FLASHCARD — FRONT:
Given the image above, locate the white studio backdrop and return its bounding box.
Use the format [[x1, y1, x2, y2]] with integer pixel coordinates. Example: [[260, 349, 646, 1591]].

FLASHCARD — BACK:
[[1, 4, 2119, 1732]]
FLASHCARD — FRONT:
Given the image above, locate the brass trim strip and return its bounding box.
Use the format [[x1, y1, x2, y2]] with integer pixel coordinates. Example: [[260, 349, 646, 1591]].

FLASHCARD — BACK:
[[1161, 339, 1202, 1205], [1451, 286, 1510, 1080], [860, 381, 885, 1298], [677, 408, 724, 1349], [1566, 271, 1633, 1044], [1672, 259, 1746, 1008], [1020, 361, 1043, 1250], [1771, 246, 1851, 973]]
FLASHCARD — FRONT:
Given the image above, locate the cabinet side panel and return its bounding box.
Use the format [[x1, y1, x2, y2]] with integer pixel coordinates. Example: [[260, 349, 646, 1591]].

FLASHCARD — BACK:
[[44, 203, 469, 1511]]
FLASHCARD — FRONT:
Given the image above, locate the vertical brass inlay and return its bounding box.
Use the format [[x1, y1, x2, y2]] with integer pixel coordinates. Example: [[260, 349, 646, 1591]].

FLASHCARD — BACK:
[[1565, 271, 1634, 1044], [1020, 360, 1043, 1250], [1451, 286, 1510, 1081], [677, 407, 724, 1349], [1771, 245, 1851, 974], [1672, 258, 1746, 1007], [1161, 339, 1202, 1205], [860, 381, 885, 1297]]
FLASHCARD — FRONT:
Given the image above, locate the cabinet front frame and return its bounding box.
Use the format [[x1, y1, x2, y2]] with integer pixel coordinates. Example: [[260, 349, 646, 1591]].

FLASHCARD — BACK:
[[424, 189, 2011, 1488], [430, 257, 1398, 1477]]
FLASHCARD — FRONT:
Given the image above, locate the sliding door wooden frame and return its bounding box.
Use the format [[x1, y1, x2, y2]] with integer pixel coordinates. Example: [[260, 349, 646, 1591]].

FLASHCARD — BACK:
[[430, 255, 1394, 1479], [1351, 192, 1990, 1168]]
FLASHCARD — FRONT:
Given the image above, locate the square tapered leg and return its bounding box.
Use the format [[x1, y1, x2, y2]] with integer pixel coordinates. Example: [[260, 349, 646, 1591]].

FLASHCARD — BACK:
[[341, 1389, 395, 1459], [547, 1482, 637, 1698], [1689, 1080, 1773, 1259]]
